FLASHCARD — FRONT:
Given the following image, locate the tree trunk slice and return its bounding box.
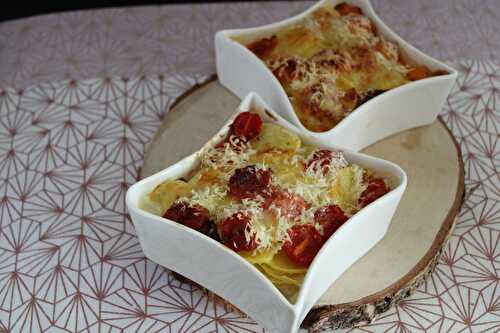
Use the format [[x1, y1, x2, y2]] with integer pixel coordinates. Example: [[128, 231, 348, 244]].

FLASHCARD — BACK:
[[140, 78, 464, 331]]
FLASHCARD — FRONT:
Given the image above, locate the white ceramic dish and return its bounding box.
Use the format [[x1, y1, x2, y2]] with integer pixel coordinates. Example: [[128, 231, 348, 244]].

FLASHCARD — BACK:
[[126, 93, 407, 333], [215, 0, 457, 152]]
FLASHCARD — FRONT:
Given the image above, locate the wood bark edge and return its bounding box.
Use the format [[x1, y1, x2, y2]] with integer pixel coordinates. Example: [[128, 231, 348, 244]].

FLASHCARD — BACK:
[[302, 116, 465, 331]]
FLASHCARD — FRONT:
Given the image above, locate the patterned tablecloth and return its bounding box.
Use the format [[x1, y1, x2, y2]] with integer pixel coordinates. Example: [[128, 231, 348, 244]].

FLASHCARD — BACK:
[[0, 1, 499, 332]]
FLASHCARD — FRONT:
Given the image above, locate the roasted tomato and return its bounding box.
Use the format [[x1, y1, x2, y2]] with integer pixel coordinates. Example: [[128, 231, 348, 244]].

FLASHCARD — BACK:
[[340, 88, 359, 111], [406, 66, 432, 81], [305, 149, 346, 175], [218, 212, 258, 252], [271, 57, 302, 85], [314, 204, 348, 240], [231, 112, 263, 141], [164, 201, 211, 233], [248, 36, 278, 59], [335, 3, 362, 16], [359, 177, 389, 208], [263, 189, 308, 221], [228, 165, 272, 200], [282, 224, 324, 267]]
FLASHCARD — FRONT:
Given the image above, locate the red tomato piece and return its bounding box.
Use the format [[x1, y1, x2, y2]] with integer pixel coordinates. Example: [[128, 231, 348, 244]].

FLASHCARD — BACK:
[[263, 189, 308, 221], [305, 149, 332, 174], [314, 204, 348, 240], [359, 178, 389, 208], [247, 36, 278, 59], [164, 201, 211, 233], [305, 149, 347, 175], [228, 166, 272, 200], [335, 3, 363, 16], [218, 212, 258, 252], [231, 112, 263, 141], [282, 224, 324, 267], [272, 58, 299, 85]]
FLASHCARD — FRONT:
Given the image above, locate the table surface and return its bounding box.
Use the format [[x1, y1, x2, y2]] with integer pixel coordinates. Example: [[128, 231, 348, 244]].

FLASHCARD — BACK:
[[0, 1, 499, 332]]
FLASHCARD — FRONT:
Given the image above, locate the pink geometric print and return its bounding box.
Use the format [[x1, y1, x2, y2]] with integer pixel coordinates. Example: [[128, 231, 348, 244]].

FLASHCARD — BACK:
[[0, 60, 498, 332], [0, 0, 499, 331], [1, 0, 500, 90]]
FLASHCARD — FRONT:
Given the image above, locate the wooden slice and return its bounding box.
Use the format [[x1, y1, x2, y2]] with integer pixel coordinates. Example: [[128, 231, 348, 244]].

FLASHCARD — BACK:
[[140, 78, 464, 331]]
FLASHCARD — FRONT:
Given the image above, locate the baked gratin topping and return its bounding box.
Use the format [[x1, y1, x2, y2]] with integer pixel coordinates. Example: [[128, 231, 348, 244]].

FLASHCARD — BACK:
[[141, 111, 390, 300], [241, 2, 445, 132]]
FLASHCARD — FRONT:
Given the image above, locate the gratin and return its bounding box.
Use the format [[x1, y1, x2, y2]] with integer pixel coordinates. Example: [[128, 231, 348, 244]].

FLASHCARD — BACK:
[[140, 111, 390, 300]]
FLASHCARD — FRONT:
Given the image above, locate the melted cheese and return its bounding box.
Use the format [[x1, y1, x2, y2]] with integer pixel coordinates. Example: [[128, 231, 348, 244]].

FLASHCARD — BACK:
[[243, 2, 422, 132], [144, 120, 389, 302]]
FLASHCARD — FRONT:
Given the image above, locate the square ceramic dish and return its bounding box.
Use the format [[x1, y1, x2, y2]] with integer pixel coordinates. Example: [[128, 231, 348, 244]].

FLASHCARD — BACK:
[[215, 0, 457, 151], [126, 92, 407, 333]]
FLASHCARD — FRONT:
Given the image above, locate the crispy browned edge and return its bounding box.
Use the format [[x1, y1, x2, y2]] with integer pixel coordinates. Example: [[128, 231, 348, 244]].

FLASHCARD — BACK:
[[139, 76, 465, 331]]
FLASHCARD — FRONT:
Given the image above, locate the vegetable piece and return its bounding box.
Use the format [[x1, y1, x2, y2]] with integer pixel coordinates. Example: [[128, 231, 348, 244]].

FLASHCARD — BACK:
[[359, 177, 389, 207], [251, 123, 301, 153], [335, 3, 363, 16], [248, 36, 278, 59], [228, 165, 272, 200], [406, 66, 432, 81], [240, 246, 280, 264], [263, 189, 308, 221], [218, 212, 258, 252], [271, 57, 301, 85], [330, 165, 365, 213], [148, 180, 192, 214], [163, 201, 211, 233], [264, 251, 308, 275], [282, 224, 324, 267], [314, 204, 348, 239], [259, 264, 304, 286], [305, 149, 347, 175], [231, 112, 263, 141]]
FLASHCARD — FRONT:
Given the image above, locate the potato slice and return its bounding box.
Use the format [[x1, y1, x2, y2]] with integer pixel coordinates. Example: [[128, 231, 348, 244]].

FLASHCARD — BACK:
[[148, 180, 192, 214], [259, 263, 305, 287], [251, 123, 301, 153], [249, 151, 303, 186], [265, 251, 308, 275], [188, 167, 223, 187], [330, 165, 365, 213], [240, 245, 280, 265]]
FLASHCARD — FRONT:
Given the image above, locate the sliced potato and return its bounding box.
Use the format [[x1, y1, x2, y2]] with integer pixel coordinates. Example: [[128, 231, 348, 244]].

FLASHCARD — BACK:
[[259, 263, 305, 287], [265, 251, 308, 275], [148, 180, 192, 214], [139, 195, 164, 216], [330, 165, 365, 213], [372, 67, 408, 91], [188, 167, 223, 187], [240, 245, 280, 265], [249, 151, 303, 186], [251, 123, 301, 153]]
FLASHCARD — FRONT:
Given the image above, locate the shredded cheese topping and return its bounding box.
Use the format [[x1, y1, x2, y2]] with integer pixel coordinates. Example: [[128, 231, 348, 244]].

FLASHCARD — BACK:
[[245, 2, 419, 132]]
